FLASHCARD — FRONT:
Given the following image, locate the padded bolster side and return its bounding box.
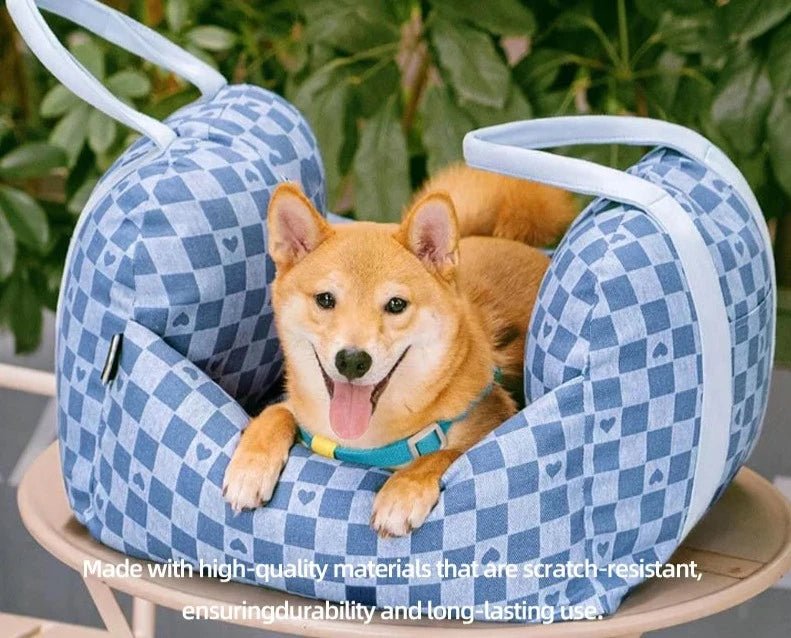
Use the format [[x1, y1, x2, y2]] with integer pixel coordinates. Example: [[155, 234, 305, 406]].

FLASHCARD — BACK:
[[436, 375, 599, 615], [91, 320, 249, 554]]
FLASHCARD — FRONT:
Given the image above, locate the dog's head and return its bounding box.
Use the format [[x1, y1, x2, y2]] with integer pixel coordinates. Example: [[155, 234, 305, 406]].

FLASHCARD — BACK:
[[267, 182, 465, 447]]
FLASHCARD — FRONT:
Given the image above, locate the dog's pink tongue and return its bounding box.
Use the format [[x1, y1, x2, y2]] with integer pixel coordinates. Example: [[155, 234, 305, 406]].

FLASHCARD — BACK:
[[329, 382, 374, 440]]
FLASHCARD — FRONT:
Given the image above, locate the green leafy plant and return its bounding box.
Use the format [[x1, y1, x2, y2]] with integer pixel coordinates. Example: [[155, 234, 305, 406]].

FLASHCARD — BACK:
[[0, 128, 67, 351], [0, 0, 789, 354]]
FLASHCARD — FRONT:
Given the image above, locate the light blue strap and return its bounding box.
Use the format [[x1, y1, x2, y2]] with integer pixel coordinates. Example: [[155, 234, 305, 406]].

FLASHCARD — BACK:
[[464, 116, 747, 537], [463, 116, 774, 299], [7, 0, 227, 149]]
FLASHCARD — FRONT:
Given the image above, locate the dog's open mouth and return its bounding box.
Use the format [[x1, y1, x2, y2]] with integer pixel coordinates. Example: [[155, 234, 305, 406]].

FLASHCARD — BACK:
[[313, 347, 410, 440]]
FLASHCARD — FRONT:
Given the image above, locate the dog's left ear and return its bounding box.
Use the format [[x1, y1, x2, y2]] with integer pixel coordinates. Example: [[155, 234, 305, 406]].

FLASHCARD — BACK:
[[268, 183, 332, 270], [398, 192, 459, 281]]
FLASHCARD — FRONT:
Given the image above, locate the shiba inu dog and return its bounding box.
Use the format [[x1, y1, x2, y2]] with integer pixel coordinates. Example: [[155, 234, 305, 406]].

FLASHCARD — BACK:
[[223, 165, 575, 537]]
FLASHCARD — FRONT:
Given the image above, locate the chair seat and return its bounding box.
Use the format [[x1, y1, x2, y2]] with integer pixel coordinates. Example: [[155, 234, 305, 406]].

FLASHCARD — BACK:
[[17, 443, 791, 637]]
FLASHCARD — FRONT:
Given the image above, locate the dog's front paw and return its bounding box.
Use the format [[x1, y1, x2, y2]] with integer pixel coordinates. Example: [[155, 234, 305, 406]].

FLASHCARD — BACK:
[[222, 404, 296, 513], [370, 471, 440, 537], [223, 446, 287, 512], [223, 440, 290, 513]]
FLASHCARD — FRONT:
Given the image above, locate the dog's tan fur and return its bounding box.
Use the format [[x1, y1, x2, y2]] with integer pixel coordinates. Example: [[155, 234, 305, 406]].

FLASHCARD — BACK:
[[223, 165, 575, 537]]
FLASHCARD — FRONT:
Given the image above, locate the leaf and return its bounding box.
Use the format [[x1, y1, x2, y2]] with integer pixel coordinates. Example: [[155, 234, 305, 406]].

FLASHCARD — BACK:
[[710, 54, 772, 156], [107, 70, 152, 98], [70, 37, 105, 80], [302, 0, 399, 53], [722, 0, 791, 44], [767, 21, 791, 92], [635, 0, 709, 19], [87, 110, 118, 155], [430, 16, 511, 109], [0, 143, 66, 180], [353, 99, 410, 222], [671, 75, 714, 128], [532, 89, 569, 116], [40, 84, 80, 118], [4, 275, 43, 354], [186, 26, 237, 51], [293, 69, 352, 206], [0, 186, 50, 252], [68, 177, 99, 216], [355, 60, 401, 118], [166, 0, 190, 32], [420, 85, 475, 174], [0, 211, 16, 281], [514, 49, 569, 95], [645, 50, 686, 113], [768, 96, 791, 198], [184, 44, 219, 69], [50, 104, 91, 167], [655, 11, 719, 56], [432, 0, 535, 36], [461, 85, 532, 127], [272, 33, 309, 74]]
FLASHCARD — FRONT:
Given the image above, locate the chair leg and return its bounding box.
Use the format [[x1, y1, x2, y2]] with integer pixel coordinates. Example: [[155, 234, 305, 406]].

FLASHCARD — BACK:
[[83, 576, 135, 638], [132, 597, 156, 638]]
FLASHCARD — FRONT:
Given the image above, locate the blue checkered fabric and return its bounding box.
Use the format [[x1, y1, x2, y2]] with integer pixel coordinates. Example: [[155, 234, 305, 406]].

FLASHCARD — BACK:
[[57, 92, 774, 621], [524, 147, 773, 612], [57, 84, 324, 522]]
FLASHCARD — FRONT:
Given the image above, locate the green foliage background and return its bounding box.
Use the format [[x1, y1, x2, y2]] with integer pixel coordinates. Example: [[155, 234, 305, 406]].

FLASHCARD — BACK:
[[0, 0, 789, 353]]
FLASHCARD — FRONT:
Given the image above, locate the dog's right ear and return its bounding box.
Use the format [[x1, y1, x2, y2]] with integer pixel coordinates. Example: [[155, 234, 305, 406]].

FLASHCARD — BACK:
[[397, 191, 459, 282], [267, 183, 331, 270]]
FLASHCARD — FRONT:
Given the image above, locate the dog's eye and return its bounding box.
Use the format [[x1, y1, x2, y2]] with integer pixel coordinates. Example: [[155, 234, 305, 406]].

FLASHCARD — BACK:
[[315, 292, 336, 309], [384, 297, 408, 314]]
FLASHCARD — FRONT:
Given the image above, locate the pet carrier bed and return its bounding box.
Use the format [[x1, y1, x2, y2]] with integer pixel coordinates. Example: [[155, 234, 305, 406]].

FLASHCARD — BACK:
[[8, 0, 775, 621]]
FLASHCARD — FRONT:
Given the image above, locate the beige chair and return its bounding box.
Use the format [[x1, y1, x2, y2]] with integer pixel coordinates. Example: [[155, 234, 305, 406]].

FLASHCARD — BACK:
[[15, 439, 791, 638]]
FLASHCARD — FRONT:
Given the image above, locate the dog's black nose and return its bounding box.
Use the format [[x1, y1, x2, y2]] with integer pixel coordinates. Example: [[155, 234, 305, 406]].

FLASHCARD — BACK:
[[335, 348, 372, 381]]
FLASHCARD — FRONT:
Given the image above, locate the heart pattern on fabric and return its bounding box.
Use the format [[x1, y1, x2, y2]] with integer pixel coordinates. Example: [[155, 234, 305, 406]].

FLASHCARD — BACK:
[[104, 252, 116, 266], [133, 472, 145, 490], [182, 367, 199, 380], [196, 444, 211, 461], [600, 417, 616, 433], [650, 469, 664, 485], [652, 342, 668, 358], [545, 591, 560, 607], [481, 547, 501, 565], [546, 461, 562, 478], [297, 489, 315, 505], [222, 236, 239, 252], [229, 538, 247, 553], [172, 312, 190, 327], [597, 541, 609, 557]]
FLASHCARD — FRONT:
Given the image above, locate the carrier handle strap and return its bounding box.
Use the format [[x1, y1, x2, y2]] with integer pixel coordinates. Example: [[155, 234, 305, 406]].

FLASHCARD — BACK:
[[7, 0, 228, 149], [465, 115, 743, 538]]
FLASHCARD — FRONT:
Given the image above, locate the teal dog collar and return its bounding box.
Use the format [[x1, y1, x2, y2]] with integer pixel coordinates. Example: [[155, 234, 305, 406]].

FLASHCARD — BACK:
[[299, 374, 498, 469]]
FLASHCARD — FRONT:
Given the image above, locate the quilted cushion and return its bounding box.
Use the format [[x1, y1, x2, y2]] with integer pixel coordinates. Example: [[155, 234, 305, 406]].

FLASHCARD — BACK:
[[56, 88, 774, 621]]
